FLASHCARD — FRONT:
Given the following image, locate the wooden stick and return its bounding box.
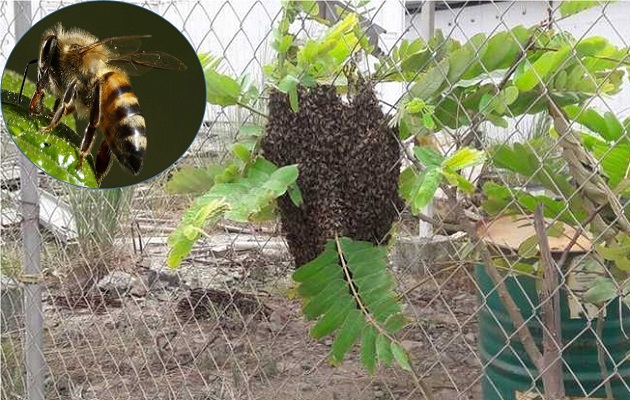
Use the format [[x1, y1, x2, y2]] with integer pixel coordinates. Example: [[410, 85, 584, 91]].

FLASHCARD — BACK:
[[534, 204, 565, 400]]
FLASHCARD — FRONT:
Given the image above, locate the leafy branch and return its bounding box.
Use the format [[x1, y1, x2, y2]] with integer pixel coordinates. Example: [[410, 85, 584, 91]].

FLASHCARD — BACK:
[[1, 72, 97, 187], [167, 158, 300, 267], [292, 237, 416, 375]]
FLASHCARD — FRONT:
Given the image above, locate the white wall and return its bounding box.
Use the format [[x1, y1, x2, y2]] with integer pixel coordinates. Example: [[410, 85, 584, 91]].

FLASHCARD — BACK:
[[4, 1, 628, 130]]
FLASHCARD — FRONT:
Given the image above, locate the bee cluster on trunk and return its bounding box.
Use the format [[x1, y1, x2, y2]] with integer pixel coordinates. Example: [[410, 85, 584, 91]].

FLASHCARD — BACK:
[[262, 83, 403, 267]]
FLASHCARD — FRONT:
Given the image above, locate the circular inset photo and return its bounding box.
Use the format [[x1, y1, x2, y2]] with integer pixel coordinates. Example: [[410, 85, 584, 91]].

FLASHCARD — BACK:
[[1, 1, 205, 188]]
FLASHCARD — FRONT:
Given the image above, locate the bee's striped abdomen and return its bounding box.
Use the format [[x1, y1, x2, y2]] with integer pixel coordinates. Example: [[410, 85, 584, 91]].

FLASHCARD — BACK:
[[99, 70, 146, 175]]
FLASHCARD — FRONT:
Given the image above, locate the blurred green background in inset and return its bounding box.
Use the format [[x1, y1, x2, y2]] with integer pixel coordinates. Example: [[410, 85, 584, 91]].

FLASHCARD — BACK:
[[3, 1, 206, 188]]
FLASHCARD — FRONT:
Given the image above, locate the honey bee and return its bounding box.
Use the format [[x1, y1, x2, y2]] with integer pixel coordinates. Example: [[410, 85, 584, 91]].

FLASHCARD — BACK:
[[24, 23, 187, 186]]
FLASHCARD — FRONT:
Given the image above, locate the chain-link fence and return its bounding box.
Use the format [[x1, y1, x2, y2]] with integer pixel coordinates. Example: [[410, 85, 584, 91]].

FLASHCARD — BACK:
[[2, 1, 630, 399]]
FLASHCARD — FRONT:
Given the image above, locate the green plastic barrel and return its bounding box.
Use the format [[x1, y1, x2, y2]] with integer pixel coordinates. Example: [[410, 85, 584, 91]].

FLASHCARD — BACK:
[[475, 265, 630, 399]]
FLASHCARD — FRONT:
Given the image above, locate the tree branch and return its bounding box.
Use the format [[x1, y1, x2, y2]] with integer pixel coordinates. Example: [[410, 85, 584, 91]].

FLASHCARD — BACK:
[[441, 184, 545, 367], [534, 204, 565, 400]]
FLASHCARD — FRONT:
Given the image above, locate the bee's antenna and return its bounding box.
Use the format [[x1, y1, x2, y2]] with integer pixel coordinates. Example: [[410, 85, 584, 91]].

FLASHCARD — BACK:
[[19, 59, 38, 106]]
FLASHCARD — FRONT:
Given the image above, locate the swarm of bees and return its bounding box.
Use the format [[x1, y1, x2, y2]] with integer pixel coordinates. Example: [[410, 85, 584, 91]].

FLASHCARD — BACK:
[[262, 83, 403, 267], [22, 23, 187, 186]]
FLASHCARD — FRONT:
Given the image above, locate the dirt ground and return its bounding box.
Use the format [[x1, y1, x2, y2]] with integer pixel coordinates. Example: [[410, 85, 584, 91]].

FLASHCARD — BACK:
[[22, 237, 483, 400]]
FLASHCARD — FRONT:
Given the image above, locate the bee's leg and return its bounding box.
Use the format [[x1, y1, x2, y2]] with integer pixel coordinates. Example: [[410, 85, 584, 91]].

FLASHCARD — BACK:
[[42, 80, 78, 131], [94, 141, 113, 186], [77, 83, 101, 171], [51, 98, 60, 115]]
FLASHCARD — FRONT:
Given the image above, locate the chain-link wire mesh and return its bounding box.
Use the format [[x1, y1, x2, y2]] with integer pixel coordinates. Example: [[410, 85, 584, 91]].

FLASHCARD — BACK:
[[2, 1, 630, 399]]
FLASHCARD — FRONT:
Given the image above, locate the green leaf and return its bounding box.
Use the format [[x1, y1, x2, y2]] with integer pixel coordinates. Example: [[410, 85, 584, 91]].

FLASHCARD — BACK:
[[361, 326, 378, 374], [480, 26, 531, 73], [375, 335, 393, 366], [2, 70, 62, 121], [413, 167, 442, 212], [288, 87, 299, 112], [582, 138, 630, 188], [274, 34, 294, 53], [490, 142, 576, 200], [515, 45, 571, 91], [167, 198, 229, 267], [409, 58, 449, 101], [2, 100, 97, 188], [502, 86, 519, 105], [422, 113, 436, 130], [293, 247, 339, 282], [330, 309, 365, 364], [442, 147, 485, 171], [204, 69, 242, 106], [232, 142, 252, 163], [414, 146, 444, 167], [198, 53, 222, 73], [311, 297, 354, 339], [481, 182, 584, 225], [486, 114, 509, 128], [277, 74, 300, 93], [560, 0, 604, 18], [575, 36, 609, 57], [265, 165, 299, 195], [442, 170, 475, 193], [383, 313, 407, 334], [391, 341, 412, 372], [239, 123, 264, 138], [166, 164, 227, 195], [288, 182, 303, 207], [596, 234, 630, 272], [518, 235, 539, 258], [303, 279, 347, 319], [297, 0, 319, 17], [448, 33, 487, 83], [583, 277, 618, 306], [564, 106, 611, 140]]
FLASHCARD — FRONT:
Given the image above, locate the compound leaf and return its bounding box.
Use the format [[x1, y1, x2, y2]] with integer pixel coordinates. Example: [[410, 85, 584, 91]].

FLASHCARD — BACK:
[[292, 237, 409, 373]]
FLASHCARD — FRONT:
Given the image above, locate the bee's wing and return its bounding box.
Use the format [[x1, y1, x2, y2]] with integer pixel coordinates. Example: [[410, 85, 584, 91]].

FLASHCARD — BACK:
[[110, 51, 188, 75], [78, 35, 151, 57]]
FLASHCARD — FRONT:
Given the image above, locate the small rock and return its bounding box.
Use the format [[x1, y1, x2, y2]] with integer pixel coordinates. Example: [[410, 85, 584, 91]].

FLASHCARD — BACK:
[[464, 332, 476, 343], [374, 389, 385, 398], [97, 271, 137, 295], [301, 384, 314, 392], [130, 283, 148, 297]]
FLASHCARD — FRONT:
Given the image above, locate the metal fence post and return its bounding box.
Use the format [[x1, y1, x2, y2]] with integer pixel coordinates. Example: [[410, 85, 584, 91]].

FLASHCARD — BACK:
[[417, 0, 436, 238], [15, 3, 45, 399]]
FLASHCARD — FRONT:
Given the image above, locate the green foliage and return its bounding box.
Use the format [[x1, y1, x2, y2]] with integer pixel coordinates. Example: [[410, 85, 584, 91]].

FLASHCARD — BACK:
[[491, 142, 575, 198], [173, 0, 630, 375], [596, 233, 630, 272], [167, 159, 299, 267], [165, 164, 231, 195], [399, 26, 627, 133], [400, 146, 484, 213], [563, 106, 630, 192], [200, 53, 260, 107], [265, 3, 372, 111], [293, 237, 409, 372], [1, 92, 98, 188], [2, 70, 95, 186], [559, 0, 606, 18], [583, 276, 618, 306], [482, 182, 584, 225]]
